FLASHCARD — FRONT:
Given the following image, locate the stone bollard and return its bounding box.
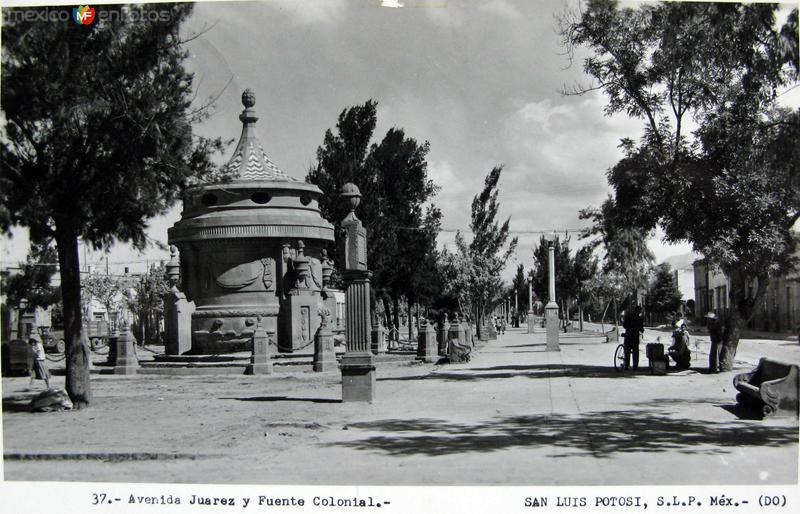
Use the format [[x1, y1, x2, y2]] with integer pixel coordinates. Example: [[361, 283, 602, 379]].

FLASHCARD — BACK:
[[437, 317, 450, 356], [464, 323, 474, 348], [458, 317, 470, 346], [113, 324, 139, 375], [247, 316, 273, 375], [447, 316, 461, 354], [478, 323, 489, 343], [371, 322, 387, 355], [416, 318, 438, 363], [314, 309, 337, 372]]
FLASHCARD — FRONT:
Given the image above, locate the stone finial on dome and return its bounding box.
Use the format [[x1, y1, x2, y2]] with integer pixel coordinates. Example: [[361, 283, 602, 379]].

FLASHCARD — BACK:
[[242, 88, 256, 108], [224, 89, 295, 182]]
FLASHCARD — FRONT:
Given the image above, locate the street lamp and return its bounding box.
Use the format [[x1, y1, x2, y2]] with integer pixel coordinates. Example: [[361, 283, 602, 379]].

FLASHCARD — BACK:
[[527, 276, 535, 334], [543, 232, 560, 351]]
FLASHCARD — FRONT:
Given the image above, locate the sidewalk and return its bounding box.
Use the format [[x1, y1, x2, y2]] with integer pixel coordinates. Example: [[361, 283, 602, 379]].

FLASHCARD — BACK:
[[2, 327, 798, 485]]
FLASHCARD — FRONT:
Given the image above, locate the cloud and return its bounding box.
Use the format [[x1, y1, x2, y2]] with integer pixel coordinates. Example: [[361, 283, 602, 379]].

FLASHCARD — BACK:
[[266, 0, 349, 25], [478, 0, 522, 20]]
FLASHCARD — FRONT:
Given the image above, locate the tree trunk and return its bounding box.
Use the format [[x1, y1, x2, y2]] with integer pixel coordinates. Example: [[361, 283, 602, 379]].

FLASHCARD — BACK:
[[601, 301, 610, 333], [719, 268, 766, 371], [54, 224, 92, 408], [408, 300, 413, 342], [392, 296, 400, 341]]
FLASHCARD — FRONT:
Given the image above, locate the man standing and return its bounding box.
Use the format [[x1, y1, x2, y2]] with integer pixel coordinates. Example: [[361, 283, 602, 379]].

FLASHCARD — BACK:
[[622, 305, 644, 370], [706, 312, 723, 373]]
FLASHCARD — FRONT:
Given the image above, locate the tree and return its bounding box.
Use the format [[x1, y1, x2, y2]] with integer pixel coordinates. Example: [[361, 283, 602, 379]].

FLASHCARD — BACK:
[[579, 198, 654, 308], [130, 264, 170, 345], [511, 264, 529, 314], [442, 166, 517, 336], [561, 1, 798, 369], [1, 4, 226, 407], [82, 272, 127, 332], [1, 241, 60, 310], [572, 245, 599, 330], [306, 101, 442, 335], [646, 263, 683, 321]]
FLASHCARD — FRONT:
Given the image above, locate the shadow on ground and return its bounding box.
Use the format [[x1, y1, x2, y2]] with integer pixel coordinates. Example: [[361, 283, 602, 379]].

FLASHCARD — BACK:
[[2, 393, 37, 413], [378, 364, 693, 382], [336, 409, 798, 458], [220, 396, 341, 404]]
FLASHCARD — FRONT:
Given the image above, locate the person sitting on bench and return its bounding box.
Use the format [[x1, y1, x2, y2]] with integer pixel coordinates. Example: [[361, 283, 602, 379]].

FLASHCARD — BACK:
[[668, 321, 691, 370]]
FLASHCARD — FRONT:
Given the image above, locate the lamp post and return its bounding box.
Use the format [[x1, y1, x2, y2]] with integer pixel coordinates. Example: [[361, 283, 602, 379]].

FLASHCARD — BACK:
[[527, 277, 535, 334], [543, 232, 560, 351], [514, 289, 519, 328]]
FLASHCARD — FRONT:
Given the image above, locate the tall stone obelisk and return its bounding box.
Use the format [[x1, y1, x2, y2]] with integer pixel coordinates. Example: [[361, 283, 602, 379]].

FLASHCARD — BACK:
[[338, 183, 376, 402]]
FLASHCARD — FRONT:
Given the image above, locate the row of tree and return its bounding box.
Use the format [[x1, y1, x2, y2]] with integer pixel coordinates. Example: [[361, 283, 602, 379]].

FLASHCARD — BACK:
[[560, 0, 799, 370]]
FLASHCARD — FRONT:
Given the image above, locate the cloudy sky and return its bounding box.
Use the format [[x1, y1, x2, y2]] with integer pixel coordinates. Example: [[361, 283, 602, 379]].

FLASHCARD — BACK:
[[4, 0, 743, 278]]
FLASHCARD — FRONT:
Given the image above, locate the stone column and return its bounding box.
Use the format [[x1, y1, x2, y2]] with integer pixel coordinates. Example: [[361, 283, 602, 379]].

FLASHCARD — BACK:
[[339, 183, 376, 402], [113, 322, 139, 375], [247, 316, 273, 375], [416, 318, 437, 363], [545, 237, 560, 351], [164, 246, 194, 355], [527, 280, 535, 334], [313, 308, 337, 372]]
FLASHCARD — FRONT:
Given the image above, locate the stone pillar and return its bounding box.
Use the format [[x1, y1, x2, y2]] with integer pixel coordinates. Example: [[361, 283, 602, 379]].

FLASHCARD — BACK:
[[113, 323, 139, 375], [448, 315, 461, 351], [247, 316, 273, 375], [416, 318, 438, 363], [339, 183, 375, 402], [546, 239, 560, 351], [313, 308, 337, 372], [371, 322, 387, 355], [459, 317, 469, 347], [437, 317, 450, 356]]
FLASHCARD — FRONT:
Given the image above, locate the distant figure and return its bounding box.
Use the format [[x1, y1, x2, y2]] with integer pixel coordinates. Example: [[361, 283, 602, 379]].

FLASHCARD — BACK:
[[500, 317, 507, 335], [706, 312, 723, 373], [668, 320, 691, 370], [622, 306, 644, 370], [28, 335, 51, 390]]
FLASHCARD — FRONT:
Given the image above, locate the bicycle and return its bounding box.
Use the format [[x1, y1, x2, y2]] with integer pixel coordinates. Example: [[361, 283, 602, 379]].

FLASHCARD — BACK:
[[613, 340, 626, 372]]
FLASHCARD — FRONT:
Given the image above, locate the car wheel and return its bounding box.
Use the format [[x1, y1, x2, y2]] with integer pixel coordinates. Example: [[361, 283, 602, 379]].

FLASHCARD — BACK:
[[56, 339, 66, 354]]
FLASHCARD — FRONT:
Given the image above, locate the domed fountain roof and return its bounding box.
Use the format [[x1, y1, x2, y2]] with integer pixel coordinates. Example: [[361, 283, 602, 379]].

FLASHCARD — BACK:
[[225, 89, 296, 182]]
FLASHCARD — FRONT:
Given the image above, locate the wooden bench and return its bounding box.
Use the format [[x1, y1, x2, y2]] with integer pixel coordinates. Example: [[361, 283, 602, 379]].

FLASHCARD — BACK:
[[734, 358, 799, 417]]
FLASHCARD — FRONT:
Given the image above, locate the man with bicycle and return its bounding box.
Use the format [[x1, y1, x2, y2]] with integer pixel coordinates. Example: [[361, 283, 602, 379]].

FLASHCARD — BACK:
[[622, 305, 644, 370]]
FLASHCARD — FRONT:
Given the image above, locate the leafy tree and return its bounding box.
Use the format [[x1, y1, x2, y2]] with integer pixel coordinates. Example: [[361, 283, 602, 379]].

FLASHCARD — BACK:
[[0, 4, 225, 407], [646, 263, 683, 321], [511, 263, 529, 314], [130, 264, 170, 345], [1, 242, 60, 310], [442, 166, 517, 336], [82, 272, 128, 332], [572, 245, 599, 330], [561, 0, 798, 369], [306, 101, 442, 334], [579, 198, 654, 308]]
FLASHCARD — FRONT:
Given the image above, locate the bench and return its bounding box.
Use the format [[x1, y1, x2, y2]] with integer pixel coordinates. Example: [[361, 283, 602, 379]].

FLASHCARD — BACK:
[[733, 358, 799, 417], [646, 343, 669, 375]]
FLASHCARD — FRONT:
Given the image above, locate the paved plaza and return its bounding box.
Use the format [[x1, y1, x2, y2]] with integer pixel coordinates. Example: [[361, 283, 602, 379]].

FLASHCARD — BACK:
[[2, 325, 799, 485]]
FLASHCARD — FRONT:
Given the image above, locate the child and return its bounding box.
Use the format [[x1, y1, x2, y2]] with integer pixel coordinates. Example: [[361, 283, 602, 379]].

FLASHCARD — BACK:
[[28, 335, 51, 390]]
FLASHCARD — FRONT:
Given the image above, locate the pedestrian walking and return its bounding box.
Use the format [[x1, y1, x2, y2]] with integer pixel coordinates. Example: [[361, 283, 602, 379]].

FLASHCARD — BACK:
[[706, 312, 722, 373], [622, 305, 644, 370], [28, 335, 51, 390], [500, 317, 506, 335]]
